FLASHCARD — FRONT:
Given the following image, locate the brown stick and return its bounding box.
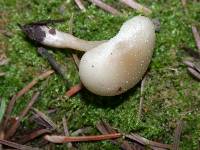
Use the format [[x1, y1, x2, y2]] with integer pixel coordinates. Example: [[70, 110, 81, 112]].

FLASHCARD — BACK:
[[18, 128, 51, 144], [172, 120, 184, 150], [3, 70, 54, 129], [125, 134, 172, 149], [0, 139, 40, 150], [75, 0, 86, 11], [120, 0, 152, 15], [88, 0, 121, 16], [192, 25, 200, 52], [44, 133, 122, 143], [65, 83, 83, 97], [5, 92, 40, 139]]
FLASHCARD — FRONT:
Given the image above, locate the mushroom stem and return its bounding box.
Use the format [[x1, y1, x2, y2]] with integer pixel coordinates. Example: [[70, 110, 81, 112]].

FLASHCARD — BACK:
[[21, 25, 105, 51]]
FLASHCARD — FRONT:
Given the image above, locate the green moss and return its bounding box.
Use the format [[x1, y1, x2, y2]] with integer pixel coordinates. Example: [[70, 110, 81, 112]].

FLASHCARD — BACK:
[[0, 0, 200, 149]]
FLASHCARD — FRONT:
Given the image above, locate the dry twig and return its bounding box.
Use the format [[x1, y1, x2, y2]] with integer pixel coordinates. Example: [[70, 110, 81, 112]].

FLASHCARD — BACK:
[[96, 120, 119, 146], [62, 116, 73, 149], [183, 60, 200, 81], [0, 53, 9, 66], [5, 92, 40, 139], [125, 134, 172, 149], [71, 127, 92, 136], [172, 120, 183, 150], [68, 13, 80, 71], [120, 0, 152, 15], [72, 54, 80, 69], [44, 133, 122, 143], [187, 66, 200, 80], [75, 0, 86, 11], [18, 128, 51, 144], [0, 139, 40, 150], [181, 0, 187, 7], [182, 46, 200, 59], [88, 0, 121, 16], [0, 72, 5, 77], [32, 108, 57, 131], [3, 70, 54, 131], [96, 120, 136, 149], [192, 25, 200, 52], [65, 83, 83, 97], [96, 120, 116, 134], [0, 29, 13, 37]]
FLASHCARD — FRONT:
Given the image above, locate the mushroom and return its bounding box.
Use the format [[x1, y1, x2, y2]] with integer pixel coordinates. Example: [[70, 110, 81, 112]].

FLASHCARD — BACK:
[[79, 16, 155, 96], [22, 16, 156, 96], [21, 25, 105, 51]]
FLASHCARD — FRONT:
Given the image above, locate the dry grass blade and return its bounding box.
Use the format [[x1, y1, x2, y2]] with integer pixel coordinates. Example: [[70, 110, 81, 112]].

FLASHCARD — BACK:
[[187, 67, 200, 80], [183, 60, 195, 68], [3, 70, 54, 129], [18, 128, 51, 144], [96, 120, 122, 147], [125, 134, 172, 149], [32, 108, 57, 131], [5, 92, 40, 139], [181, 0, 187, 7], [0, 72, 5, 77], [31, 113, 55, 130], [121, 140, 143, 150], [120, 0, 152, 15], [62, 116, 73, 149], [88, 0, 121, 16], [72, 54, 80, 70], [65, 83, 83, 97], [62, 116, 70, 136], [137, 74, 147, 122], [96, 120, 116, 134], [172, 120, 183, 150], [44, 133, 122, 143], [0, 29, 13, 37], [75, 0, 86, 11], [68, 13, 80, 72], [182, 47, 200, 59], [0, 139, 40, 150], [71, 127, 92, 136], [192, 25, 200, 52], [194, 62, 200, 72], [0, 53, 9, 66]]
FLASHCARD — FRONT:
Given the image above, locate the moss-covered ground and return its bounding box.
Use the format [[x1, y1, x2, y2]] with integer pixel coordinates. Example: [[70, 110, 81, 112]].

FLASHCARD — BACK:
[[0, 0, 200, 149]]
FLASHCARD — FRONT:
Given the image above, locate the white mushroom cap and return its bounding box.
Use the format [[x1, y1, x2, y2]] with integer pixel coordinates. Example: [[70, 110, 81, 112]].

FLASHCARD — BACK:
[[79, 16, 155, 96]]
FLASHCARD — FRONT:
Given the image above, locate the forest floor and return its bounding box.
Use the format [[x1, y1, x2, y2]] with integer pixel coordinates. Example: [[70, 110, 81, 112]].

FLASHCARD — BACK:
[[0, 0, 200, 149]]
